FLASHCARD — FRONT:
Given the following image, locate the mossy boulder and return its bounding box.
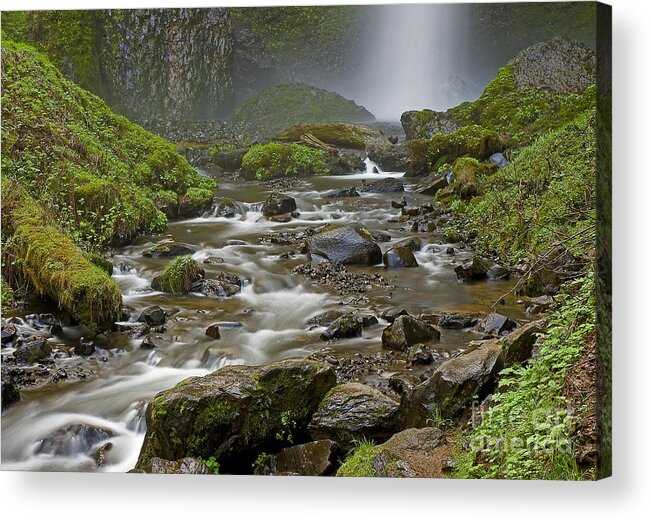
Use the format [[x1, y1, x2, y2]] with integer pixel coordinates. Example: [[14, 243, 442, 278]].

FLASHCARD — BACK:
[[142, 242, 195, 259], [381, 315, 440, 352], [232, 83, 375, 131], [151, 255, 204, 294], [306, 223, 382, 266], [401, 109, 460, 140], [407, 126, 505, 178], [135, 359, 336, 473], [274, 122, 385, 150], [308, 383, 401, 451], [241, 142, 329, 180], [1, 186, 122, 332]]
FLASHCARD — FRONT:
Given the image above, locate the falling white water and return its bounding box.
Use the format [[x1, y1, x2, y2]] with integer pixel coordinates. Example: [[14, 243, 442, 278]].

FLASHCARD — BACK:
[[364, 156, 383, 174], [349, 4, 479, 121]]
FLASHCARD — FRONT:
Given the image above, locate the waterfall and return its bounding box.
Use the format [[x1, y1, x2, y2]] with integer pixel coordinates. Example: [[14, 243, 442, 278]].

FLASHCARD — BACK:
[[350, 4, 478, 121]]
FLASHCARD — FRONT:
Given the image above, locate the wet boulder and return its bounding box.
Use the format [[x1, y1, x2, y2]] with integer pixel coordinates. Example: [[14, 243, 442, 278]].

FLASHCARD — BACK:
[[320, 315, 362, 341], [14, 335, 51, 364], [403, 340, 505, 423], [205, 324, 221, 339], [137, 306, 167, 326], [135, 359, 336, 473], [308, 383, 400, 450], [394, 237, 422, 252], [416, 175, 448, 196], [380, 308, 409, 323], [306, 224, 382, 266], [391, 197, 407, 209], [212, 197, 242, 218], [308, 310, 345, 327], [381, 315, 440, 352], [482, 312, 517, 336], [36, 423, 113, 457], [383, 246, 419, 268], [142, 242, 195, 258], [266, 440, 339, 476], [324, 186, 360, 198], [408, 344, 434, 365], [193, 272, 242, 298], [487, 264, 510, 280], [262, 192, 297, 217], [502, 319, 546, 365], [360, 177, 404, 193], [75, 337, 96, 356], [1, 323, 17, 346], [454, 256, 493, 281], [1, 366, 20, 411]]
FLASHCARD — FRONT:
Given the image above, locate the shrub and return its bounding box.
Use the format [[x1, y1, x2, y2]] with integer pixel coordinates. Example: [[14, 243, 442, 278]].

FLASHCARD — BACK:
[[241, 142, 329, 180]]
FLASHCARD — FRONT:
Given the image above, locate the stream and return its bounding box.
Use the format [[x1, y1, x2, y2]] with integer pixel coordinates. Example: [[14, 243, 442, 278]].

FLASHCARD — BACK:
[[1, 167, 523, 472]]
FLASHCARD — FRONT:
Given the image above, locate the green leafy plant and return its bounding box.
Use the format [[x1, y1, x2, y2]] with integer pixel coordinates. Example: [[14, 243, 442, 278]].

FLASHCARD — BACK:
[[199, 456, 221, 475]]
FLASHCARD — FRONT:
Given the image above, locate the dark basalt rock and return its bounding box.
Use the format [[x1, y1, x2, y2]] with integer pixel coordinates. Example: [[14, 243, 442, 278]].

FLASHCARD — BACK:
[[1, 366, 20, 411], [395, 237, 423, 252], [320, 314, 377, 341], [262, 192, 297, 217], [137, 306, 166, 326], [14, 335, 51, 364], [75, 337, 96, 357], [487, 264, 510, 280], [380, 308, 410, 323], [402, 340, 505, 423], [142, 242, 195, 258], [308, 310, 345, 327], [454, 256, 493, 281], [205, 324, 221, 339], [192, 272, 242, 298], [502, 319, 546, 365], [482, 313, 517, 336], [383, 247, 419, 268], [306, 224, 382, 266], [408, 344, 434, 365], [391, 196, 408, 208], [308, 383, 400, 450], [381, 315, 439, 351]]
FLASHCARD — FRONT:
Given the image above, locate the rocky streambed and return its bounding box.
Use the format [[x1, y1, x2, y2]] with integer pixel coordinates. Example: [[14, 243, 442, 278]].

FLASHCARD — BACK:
[[1, 168, 549, 475]]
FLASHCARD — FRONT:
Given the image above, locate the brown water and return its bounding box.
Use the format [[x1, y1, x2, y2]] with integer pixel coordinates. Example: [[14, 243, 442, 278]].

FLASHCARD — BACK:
[[1, 168, 523, 472]]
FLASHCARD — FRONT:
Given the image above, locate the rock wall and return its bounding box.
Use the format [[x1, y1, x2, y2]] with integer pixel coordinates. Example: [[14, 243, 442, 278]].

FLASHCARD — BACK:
[[100, 8, 233, 119]]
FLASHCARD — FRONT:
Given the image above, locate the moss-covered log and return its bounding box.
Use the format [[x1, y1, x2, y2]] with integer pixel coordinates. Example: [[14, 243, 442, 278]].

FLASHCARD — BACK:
[[2, 184, 122, 332]]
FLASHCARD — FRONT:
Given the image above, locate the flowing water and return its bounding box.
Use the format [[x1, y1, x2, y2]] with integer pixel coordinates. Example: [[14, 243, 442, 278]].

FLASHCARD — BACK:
[[1, 169, 523, 472]]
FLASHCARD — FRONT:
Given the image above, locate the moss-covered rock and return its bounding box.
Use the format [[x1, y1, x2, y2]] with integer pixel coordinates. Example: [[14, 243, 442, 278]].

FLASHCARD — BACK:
[[1, 185, 122, 332], [135, 359, 336, 473], [407, 126, 505, 178], [232, 83, 374, 131], [274, 122, 384, 150], [151, 255, 204, 294], [241, 142, 329, 180], [1, 40, 216, 249], [436, 157, 489, 201]]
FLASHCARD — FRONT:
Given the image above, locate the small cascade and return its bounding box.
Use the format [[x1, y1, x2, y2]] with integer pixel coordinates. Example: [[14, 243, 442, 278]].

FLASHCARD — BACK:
[[364, 156, 383, 174]]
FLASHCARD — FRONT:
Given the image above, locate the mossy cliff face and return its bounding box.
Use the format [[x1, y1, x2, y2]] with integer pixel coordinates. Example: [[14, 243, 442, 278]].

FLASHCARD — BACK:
[[1, 182, 122, 332], [1, 40, 215, 249], [2, 9, 233, 119], [135, 359, 336, 472]]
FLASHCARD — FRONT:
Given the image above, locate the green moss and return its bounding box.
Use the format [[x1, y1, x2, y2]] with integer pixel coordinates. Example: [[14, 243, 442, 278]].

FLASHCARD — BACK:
[[1, 183, 122, 331], [274, 122, 379, 150], [1, 277, 15, 310], [232, 83, 374, 131], [1, 39, 215, 249], [241, 142, 329, 181], [152, 255, 204, 294], [410, 125, 504, 176], [336, 439, 379, 477], [448, 66, 596, 145], [459, 110, 596, 265], [453, 275, 595, 480]]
